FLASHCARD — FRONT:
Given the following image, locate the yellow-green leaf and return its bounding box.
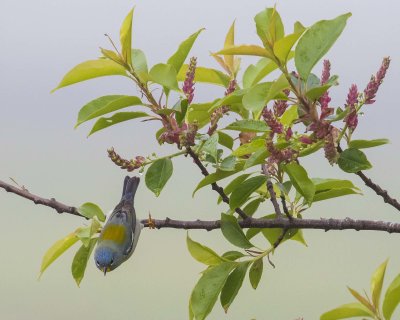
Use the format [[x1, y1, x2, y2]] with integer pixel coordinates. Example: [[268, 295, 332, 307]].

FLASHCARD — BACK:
[[52, 60, 127, 92], [371, 259, 389, 309], [120, 8, 134, 65], [149, 63, 179, 91], [383, 273, 400, 320], [167, 29, 204, 74], [190, 262, 236, 320], [320, 302, 375, 320], [178, 65, 230, 87], [88, 111, 149, 136], [75, 95, 143, 128], [224, 21, 236, 73], [273, 32, 303, 63], [186, 233, 225, 266], [71, 238, 97, 287], [216, 45, 274, 59], [39, 232, 79, 277], [347, 287, 375, 314], [77, 202, 106, 222]]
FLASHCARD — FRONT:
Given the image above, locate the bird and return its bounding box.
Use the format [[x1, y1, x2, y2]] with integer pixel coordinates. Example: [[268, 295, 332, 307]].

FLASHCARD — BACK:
[[94, 176, 142, 275]]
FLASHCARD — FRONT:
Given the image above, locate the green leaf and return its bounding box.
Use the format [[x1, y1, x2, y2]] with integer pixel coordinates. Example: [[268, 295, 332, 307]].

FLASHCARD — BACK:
[[223, 21, 236, 73], [244, 149, 269, 170], [371, 259, 389, 309], [221, 174, 252, 202], [349, 139, 389, 149], [383, 273, 400, 320], [268, 73, 290, 101], [284, 163, 315, 206], [174, 99, 189, 126], [222, 251, 245, 261], [88, 111, 149, 136], [254, 7, 284, 46], [77, 202, 106, 222], [220, 156, 237, 172], [224, 120, 269, 133], [314, 178, 358, 191], [145, 158, 173, 196], [167, 29, 204, 74], [313, 188, 360, 202], [243, 58, 279, 89], [280, 105, 298, 126], [101, 48, 125, 65], [178, 66, 230, 87], [202, 133, 219, 162], [192, 163, 244, 196], [320, 303, 375, 320], [232, 139, 265, 157], [52, 60, 127, 92], [338, 148, 372, 173], [132, 49, 149, 82], [71, 238, 97, 287], [346, 287, 375, 314], [306, 84, 332, 101], [243, 198, 262, 217], [75, 95, 143, 128], [218, 131, 234, 150], [39, 232, 79, 277], [249, 259, 263, 289], [149, 63, 179, 91], [221, 213, 254, 249], [295, 13, 351, 79], [229, 176, 266, 209], [209, 89, 248, 113], [186, 101, 214, 129], [120, 8, 134, 65], [243, 82, 272, 113], [273, 32, 303, 63], [299, 140, 324, 157], [220, 262, 250, 312], [216, 45, 274, 59], [186, 234, 224, 266], [190, 262, 236, 320], [312, 179, 361, 202]]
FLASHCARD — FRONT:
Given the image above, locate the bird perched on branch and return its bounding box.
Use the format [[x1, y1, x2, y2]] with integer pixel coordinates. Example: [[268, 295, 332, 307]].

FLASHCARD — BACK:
[[94, 176, 142, 275]]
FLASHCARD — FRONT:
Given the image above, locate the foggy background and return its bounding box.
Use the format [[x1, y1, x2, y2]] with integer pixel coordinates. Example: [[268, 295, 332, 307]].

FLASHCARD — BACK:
[[1, 0, 399, 319]]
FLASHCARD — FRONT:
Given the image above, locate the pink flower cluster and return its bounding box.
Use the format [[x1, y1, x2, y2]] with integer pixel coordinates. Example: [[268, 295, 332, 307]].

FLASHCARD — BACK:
[[182, 57, 197, 104], [364, 57, 390, 104]]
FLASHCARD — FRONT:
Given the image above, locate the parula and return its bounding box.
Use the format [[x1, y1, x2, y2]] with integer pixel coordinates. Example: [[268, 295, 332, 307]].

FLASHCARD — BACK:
[[94, 176, 142, 275]]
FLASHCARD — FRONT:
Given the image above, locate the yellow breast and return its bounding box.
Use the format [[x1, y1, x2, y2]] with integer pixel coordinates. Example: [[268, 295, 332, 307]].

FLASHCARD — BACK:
[[101, 224, 126, 244]]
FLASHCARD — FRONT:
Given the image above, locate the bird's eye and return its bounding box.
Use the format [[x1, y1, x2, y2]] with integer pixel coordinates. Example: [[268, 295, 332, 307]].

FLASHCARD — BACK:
[[110, 259, 114, 265], [96, 260, 100, 267]]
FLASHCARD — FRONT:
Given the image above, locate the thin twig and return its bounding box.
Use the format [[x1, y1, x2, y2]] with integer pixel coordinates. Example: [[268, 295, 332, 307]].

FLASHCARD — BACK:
[[337, 146, 400, 212], [261, 164, 283, 218], [280, 195, 293, 220], [0, 179, 83, 218], [186, 147, 249, 220]]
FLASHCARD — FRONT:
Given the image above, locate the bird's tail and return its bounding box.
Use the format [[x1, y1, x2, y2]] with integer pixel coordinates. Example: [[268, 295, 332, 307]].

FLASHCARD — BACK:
[[121, 176, 140, 202]]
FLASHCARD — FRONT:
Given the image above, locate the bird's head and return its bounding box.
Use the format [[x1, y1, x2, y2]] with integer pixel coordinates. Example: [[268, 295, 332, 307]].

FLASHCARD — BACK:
[[94, 246, 117, 275]]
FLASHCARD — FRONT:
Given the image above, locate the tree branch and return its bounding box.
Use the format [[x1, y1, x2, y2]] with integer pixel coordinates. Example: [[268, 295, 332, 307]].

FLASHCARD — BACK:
[[2, 178, 400, 234], [261, 164, 283, 218], [355, 171, 400, 211], [141, 217, 400, 233], [0, 179, 83, 218], [186, 147, 249, 220]]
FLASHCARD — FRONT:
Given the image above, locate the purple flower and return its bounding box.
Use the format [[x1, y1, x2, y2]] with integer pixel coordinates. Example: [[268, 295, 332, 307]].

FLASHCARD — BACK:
[[324, 127, 340, 165], [299, 135, 314, 144], [364, 57, 390, 104], [263, 108, 283, 134], [182, 57, 197, 104], [321, 60, 331, 85], [344, 84, 359, 132], [319, 60, 333, 120]]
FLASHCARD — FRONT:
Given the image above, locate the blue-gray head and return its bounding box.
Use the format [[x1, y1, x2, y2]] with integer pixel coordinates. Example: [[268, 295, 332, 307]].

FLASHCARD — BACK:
[[94, 246, 118, 275]]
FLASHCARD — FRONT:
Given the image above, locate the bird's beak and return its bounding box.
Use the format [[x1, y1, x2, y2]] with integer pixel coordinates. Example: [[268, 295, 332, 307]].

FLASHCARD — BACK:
[[103, 267, 107, 276]]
